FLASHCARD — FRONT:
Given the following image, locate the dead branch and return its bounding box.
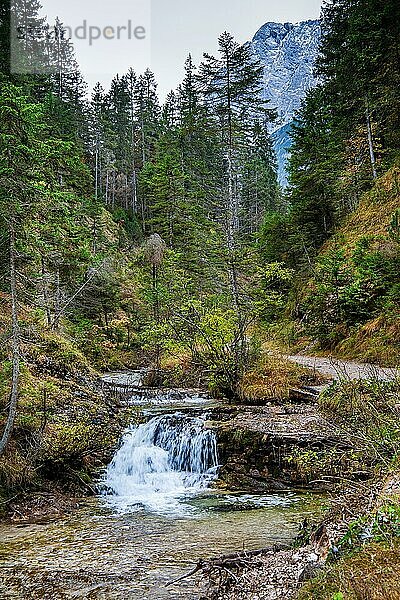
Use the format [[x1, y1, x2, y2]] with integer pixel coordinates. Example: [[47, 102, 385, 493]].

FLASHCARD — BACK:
[[166, 544, 289, 587]]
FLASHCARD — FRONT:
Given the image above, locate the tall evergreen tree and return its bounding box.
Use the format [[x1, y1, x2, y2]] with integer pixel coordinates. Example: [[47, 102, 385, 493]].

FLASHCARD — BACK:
[[196, 32, 277, 387]]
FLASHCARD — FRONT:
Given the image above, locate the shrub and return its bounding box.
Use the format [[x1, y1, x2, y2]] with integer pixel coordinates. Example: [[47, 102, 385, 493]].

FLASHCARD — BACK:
[[320, 380, 400, 469]]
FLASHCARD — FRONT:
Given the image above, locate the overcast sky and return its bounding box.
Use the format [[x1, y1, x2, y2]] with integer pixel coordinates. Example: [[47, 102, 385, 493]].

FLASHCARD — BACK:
[[38, 0, 322, 99]]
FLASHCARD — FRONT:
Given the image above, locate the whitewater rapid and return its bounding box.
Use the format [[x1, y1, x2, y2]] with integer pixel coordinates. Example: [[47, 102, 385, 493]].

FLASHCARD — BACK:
[[103, 413, 219, 515]]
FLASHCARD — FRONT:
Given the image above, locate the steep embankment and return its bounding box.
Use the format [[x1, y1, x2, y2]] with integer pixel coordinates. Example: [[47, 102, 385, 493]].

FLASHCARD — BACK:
[[205, 359, 400, 599], [298, 166, 400, 365], [203, 472, 400, 600], [330, 167, 400, 246]]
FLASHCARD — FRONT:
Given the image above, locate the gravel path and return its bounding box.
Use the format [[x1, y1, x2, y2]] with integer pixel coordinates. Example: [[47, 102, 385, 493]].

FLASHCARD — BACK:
[[287, 355, 398, 382]]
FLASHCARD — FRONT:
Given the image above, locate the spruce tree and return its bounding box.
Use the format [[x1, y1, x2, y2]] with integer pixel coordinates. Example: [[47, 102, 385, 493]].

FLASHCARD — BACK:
[[197, 32, 276, 389]]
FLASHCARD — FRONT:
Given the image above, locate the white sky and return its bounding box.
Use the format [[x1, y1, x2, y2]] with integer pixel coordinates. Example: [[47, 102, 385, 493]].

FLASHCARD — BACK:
[[38, 0, 322, 99]]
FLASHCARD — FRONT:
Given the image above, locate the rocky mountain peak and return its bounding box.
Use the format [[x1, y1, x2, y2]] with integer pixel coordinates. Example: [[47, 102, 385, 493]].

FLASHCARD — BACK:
[[251, 19, 321, 185]]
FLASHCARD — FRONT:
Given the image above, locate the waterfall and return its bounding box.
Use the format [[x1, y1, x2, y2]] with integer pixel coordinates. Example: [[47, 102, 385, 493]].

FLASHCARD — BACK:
[[103, 413, 219, 514]]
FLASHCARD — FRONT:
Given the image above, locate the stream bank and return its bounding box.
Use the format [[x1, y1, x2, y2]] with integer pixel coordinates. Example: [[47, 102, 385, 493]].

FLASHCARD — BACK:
[[215, 402, 346, 491], [0, 324, 137, 522], [200, 367, 400, 600], [202, 473, 400, 600], [0, 371, 328, 599]]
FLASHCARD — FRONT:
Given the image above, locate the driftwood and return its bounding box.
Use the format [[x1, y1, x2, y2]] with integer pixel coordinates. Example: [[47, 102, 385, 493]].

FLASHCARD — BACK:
[[166, 544, 289, 587]]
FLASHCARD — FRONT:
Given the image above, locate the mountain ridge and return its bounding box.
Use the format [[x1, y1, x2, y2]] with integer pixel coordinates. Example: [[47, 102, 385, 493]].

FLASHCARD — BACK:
[[250, 19, 321, 185]]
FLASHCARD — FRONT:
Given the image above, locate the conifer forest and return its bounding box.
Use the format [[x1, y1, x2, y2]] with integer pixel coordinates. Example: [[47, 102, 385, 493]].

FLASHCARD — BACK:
[[0, 1, 400, 598]]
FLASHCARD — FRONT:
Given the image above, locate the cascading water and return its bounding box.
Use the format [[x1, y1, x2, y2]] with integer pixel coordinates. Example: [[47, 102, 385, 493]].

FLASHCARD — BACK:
[[103, 413, 219, 515]]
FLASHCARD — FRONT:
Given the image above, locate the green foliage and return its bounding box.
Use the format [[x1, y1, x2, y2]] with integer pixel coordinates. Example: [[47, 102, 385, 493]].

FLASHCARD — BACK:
[[389, 208, 400, 244], [254, 262, 294, 322], [31, 332, 90, 373], [0, 310, 128, 493], [301, 236, 400, 348], [298, 540, 400, 600], [43, 420, 110, 465], [336, 503, 400, 554], [133, 242, 247, 396], [299, 502, 400, 599], [286, 446, 365, 484]]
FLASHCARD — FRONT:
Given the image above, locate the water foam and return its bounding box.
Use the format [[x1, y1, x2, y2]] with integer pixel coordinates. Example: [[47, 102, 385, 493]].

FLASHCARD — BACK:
[[103, 413, 219, 515]]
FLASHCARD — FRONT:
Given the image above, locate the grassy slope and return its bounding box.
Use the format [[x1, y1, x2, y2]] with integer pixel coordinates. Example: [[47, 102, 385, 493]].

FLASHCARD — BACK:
[[333, 166, 400, 364], [334, 167, 400, 246], [292, 169, 400, 597], [280, 165, 400, 365], [298, 541, 400, 600], [295, 376, 400, 598]]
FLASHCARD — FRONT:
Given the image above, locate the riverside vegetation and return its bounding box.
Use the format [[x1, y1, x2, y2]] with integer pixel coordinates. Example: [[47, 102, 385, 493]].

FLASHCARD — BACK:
[[1, 0, 400, 598]]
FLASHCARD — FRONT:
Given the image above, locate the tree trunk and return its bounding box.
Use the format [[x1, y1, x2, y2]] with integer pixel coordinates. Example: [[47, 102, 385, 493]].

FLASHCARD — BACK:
[[41, 255, 52, 327], [131, 118, 138, 212], [365, 98, 377, 180], [92, 217, 97, 254], [105, 170, 109, 206], [0, 223, 20, 456], [112, 171, 116, 209], [224, 50, 247, 388], [54, 268, 61, 330], [95, 136, 99, 201]]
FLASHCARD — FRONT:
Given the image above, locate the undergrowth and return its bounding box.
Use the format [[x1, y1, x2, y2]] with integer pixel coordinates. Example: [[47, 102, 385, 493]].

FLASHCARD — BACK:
[[0, 305, 132, 509], [298, 501, 400, 600], [319, 379, 400, 471], [238, 351, 307, 402], [297, 376, 400, 599]]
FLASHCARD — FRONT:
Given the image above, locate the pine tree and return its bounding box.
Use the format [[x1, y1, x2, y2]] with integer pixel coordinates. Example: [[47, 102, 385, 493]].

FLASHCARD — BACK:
[[134, 69, 160, 167], [9, 0, 50, 74], [197, 32, 271, 233], [240, 118, 279, 236], [0, 83, 34, 453], [126, 68, 139, 214], [0, 0, 11, 75], [287, 85, 340, 263], [89, 82, 106, 202], [131, 70, 160, 228]]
